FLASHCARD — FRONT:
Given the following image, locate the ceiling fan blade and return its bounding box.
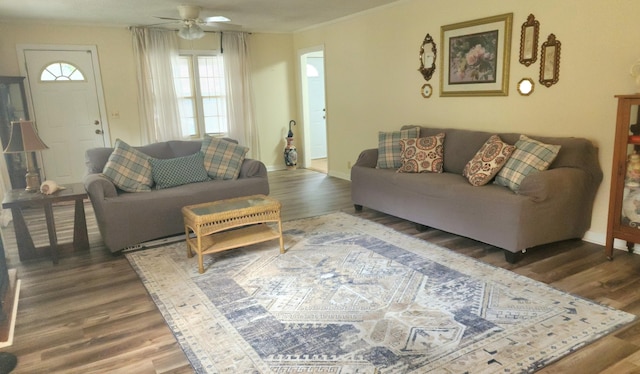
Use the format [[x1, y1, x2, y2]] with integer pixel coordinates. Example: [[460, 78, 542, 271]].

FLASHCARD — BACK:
[[203, 16, 231, 23], [154, 16, 182, 21]]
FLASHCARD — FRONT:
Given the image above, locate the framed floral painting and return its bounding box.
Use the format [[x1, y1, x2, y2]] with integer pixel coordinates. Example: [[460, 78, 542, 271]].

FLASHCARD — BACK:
[[440, 13, 513, 97]]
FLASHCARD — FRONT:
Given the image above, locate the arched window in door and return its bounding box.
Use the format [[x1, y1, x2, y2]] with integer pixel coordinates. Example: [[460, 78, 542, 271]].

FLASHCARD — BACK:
[[39, 62, 86, 81]]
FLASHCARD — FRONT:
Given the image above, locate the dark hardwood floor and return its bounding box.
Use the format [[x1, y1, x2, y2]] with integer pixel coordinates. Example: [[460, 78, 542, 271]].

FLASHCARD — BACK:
[[1, 168, 640, 373]]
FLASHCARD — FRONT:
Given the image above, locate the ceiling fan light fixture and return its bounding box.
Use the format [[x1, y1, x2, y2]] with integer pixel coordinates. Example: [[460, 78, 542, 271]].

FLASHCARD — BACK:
[[178, 23, 205, 40]]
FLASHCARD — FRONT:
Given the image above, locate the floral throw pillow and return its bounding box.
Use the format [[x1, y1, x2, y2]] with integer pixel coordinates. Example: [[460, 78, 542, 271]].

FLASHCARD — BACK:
[[463, 135, 516, 186], [397, 133, 445, 173]]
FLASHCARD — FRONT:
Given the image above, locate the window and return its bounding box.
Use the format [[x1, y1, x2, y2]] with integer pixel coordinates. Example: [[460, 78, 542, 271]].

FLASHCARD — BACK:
[[40, 62, 85, 81], [174, 52, 227, 138]]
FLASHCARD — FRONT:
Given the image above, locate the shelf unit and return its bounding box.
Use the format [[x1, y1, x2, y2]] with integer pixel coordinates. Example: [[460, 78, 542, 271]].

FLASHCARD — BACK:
[[605, 94, 640, 259]]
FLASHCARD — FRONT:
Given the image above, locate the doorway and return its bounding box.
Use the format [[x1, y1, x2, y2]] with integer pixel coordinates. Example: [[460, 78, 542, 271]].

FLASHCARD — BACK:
[[299, 47, 327, 173], [17, 45, 110, 184]]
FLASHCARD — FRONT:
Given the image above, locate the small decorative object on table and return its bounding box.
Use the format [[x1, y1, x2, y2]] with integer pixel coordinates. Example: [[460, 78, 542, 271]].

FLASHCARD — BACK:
[[284, 120, 297, 169], [39, 180, 66, 195]]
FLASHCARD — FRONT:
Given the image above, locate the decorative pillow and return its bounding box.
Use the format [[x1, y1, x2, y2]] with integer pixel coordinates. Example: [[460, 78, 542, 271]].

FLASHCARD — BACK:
[[201, 135, 249, 180], [148, 153, 210, 189], [397, 133, 445, 173], [495, 135, 561, 191], [102, 139, 153, 192], [463, 135, 516, 186], [376, 127, 420, 169]]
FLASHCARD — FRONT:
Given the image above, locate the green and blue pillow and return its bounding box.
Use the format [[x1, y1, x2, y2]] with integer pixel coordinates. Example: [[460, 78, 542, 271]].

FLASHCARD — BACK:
[[149, 153, 210, 189]]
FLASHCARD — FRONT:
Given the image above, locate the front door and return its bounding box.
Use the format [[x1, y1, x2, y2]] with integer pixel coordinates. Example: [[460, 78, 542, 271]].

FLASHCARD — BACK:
[[21, 47, 109, 184]]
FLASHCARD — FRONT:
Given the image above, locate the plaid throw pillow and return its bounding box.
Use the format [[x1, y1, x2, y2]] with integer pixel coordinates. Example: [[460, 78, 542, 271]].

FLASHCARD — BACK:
[[149, 153, 210, 189], [495, 135, 561, 191], [376, 127, 420, 169], [201, 136, 249, 180], [102, 139, 153, 192]]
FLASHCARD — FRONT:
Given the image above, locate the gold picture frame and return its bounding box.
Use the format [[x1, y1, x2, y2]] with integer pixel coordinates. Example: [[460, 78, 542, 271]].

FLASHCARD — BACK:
[[440, 13, 513, 97]]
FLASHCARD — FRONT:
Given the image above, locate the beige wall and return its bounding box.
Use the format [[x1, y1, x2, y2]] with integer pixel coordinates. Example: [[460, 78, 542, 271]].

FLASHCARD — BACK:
[[292, 0, 640, 245], [0, 22, 297, 168]]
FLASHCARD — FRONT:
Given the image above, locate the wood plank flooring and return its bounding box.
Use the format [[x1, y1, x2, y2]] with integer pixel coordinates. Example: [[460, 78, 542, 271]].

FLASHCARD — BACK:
[[1, 168, 640, 373]]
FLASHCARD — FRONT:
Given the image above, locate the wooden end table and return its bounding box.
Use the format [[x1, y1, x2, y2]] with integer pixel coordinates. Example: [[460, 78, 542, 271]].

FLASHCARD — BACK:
[[2, 183, 89, 264], [182, 194, 284, 274]]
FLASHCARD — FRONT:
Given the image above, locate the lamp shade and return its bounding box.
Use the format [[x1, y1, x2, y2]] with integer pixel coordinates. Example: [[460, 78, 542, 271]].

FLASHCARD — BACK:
[[178, 24, 205, 40], [4, 120, 49, 153]]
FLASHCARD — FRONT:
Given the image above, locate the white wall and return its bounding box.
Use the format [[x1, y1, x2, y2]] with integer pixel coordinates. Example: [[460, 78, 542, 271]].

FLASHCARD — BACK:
[[292, 0, 640, 245]]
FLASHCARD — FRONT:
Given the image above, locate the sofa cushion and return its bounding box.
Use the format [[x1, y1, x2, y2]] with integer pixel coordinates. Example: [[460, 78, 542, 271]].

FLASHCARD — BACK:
[[149, 153, 210, 189], [102, 139, 153, 192], [377, 127, 420, 169], [495, 135, 561, 191], [397, 133, 445, 173], [463, 135, 515, 186], [201, 136, 249, 180]]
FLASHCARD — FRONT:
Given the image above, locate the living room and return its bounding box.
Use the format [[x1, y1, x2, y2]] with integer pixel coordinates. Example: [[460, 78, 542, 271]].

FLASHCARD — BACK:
[[2, 1, 639, 244], [1, 0, 640, 372]]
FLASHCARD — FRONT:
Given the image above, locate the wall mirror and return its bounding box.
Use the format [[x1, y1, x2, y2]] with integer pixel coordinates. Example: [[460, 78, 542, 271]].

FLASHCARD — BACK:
[[519, 14, 539, 66], [418, 33, 437, 81], [517, 78, 534, 96], [539, 34, 561, 87]]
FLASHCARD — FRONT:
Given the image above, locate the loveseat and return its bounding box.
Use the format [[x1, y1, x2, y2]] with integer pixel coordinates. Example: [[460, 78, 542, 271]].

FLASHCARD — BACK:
[[351, 126, 603, 263], [84, 138, 269, 253]]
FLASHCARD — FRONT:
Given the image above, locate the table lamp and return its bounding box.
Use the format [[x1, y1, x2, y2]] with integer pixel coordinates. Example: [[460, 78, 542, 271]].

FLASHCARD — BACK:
[[3, 120, 49, 192]]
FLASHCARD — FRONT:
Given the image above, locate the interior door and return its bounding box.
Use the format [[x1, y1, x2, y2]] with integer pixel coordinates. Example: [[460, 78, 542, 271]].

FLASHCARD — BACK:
[[22, 48, 108, 184], [307, 56, 327, 159]]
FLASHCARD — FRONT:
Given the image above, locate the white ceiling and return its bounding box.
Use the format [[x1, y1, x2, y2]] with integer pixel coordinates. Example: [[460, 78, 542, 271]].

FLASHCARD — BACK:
[[0, 0, 402, 33]]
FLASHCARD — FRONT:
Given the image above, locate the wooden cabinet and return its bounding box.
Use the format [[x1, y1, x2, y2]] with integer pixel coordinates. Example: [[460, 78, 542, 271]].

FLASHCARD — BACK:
[[605, 94, 640, 259], [0, 76, 30, 189]]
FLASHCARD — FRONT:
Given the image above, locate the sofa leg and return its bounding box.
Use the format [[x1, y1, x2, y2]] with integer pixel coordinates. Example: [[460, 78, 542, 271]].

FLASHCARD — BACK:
[[354, 204, 363, 212], [504, 250, 523, 264], [415, 223, 429, 232]]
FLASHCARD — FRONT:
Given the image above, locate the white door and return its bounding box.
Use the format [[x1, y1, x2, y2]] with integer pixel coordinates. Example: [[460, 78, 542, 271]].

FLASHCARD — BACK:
[[21, 48, 108, 184], [307, 56, 327, 159]]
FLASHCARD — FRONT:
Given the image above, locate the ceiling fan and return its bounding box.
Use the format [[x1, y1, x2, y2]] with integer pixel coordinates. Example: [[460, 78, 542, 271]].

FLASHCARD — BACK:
[[154, 5, 234, 40]]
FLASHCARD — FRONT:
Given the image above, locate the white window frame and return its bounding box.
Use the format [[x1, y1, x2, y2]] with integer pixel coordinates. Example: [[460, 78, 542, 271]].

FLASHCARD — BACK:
[[175, 49, 227, 138]]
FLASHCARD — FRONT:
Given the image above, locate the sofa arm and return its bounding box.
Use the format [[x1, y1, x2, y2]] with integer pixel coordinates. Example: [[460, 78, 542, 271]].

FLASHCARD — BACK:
[[518, 168, 588, 202], [354, 148, 378, 168], [238, 158, 267, 179], [83, 173, 118, 199]]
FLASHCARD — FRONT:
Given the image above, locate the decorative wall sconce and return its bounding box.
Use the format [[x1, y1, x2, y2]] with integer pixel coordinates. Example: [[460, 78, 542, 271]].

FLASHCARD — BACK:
[[519, 14, 539, 66], [418, 33, 437, 81], [539, 34, 561, 87]]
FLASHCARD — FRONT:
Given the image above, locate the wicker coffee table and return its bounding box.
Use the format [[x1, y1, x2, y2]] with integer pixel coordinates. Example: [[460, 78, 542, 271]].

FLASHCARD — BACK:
[[182, 194, 284, 273]]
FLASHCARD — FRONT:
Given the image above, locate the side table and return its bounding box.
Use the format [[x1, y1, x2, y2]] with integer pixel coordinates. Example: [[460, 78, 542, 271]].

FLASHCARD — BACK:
[[2, 183, 89, 264]]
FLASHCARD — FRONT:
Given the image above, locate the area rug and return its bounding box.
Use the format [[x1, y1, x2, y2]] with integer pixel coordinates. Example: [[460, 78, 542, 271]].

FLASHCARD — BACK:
[[126, 212, 635, 373]]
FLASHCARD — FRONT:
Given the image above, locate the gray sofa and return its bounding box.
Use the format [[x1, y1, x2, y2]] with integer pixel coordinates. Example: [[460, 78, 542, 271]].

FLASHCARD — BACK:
[[84, 139, 269, 253], [351, 126, 603, 263]]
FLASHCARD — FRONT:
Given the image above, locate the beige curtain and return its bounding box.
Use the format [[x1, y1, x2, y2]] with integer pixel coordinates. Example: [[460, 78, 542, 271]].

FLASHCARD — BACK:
[[222, 32, 260, 159], [131, 28, 183, 143]]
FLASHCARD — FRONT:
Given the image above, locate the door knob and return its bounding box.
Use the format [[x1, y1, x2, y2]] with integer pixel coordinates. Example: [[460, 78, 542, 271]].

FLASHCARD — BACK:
[[95, 129, 103, 134], [94, 120, 100, 125]]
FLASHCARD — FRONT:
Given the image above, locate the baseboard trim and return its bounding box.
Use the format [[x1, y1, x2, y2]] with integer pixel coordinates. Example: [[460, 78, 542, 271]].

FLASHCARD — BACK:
[[582, 229, 639, 254]]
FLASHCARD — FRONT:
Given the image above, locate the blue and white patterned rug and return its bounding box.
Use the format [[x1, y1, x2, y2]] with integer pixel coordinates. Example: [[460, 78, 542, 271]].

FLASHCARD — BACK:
[[126, 212, 635, 373]]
